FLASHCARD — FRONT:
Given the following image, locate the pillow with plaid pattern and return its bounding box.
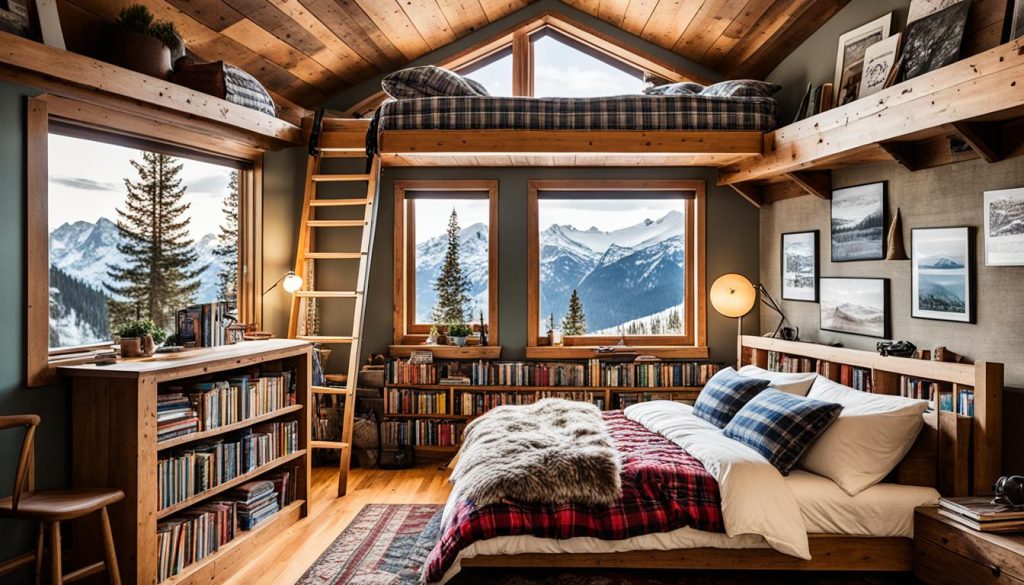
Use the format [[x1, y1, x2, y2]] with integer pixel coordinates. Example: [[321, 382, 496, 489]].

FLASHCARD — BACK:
[[692, 367, 771, 428], [382, 65, 489, 100], [700, 80, 781, 98], [643, 81, 706, 96], [723, 389, 842, 475]]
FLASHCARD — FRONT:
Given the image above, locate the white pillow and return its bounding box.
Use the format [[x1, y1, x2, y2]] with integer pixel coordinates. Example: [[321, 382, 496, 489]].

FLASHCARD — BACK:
[[800, 377, 928, 495], [737, 365, 816, 396]]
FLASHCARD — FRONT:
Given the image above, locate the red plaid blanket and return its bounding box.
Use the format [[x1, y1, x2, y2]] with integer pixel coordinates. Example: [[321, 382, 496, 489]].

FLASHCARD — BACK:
[[424, 410, 724, 582]]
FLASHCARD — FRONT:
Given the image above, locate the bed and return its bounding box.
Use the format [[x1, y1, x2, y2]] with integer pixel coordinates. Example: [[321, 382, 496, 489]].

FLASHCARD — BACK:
[[421, 338, 1003, 584]]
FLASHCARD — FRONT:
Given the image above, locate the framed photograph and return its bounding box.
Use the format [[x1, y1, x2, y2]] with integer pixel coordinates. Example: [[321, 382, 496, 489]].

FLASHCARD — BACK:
[[859, 33, 901, 99], [831, 182, 887, 262], [912, 227, 973, 323], [834, 13, 892, 106], [820, 277, 890, 339], [1012, 0, 1024, 41], [781, 230, 819, 302], [898, 0, 970, 82], [984, 187, 1024, 265]]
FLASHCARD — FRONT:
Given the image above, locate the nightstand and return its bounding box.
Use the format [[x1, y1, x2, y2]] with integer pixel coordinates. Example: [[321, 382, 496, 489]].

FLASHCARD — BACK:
[[915, 506, 1024, 584]]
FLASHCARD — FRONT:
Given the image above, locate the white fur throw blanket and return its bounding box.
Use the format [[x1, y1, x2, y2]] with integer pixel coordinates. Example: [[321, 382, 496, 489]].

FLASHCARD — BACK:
[[449, 398, 622, 507]]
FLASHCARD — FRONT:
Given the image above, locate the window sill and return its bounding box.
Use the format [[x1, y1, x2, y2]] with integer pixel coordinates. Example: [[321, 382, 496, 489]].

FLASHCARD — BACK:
[[525, 346, 710, 360], [389, 345, 502, 359]]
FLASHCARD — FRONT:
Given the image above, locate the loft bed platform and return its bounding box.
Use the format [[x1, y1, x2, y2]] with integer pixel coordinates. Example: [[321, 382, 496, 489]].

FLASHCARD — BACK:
[[317, 117, 765, 167], [719, 39, 1024, 206]]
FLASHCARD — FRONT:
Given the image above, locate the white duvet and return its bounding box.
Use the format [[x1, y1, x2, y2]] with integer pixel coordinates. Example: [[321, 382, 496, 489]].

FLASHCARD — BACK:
[[431, 400, 938, 584]]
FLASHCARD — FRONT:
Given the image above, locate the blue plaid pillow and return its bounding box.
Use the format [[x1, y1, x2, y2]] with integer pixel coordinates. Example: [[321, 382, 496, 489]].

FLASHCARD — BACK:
[[692, 368, 771, 428], [723, 389, 842, 475]]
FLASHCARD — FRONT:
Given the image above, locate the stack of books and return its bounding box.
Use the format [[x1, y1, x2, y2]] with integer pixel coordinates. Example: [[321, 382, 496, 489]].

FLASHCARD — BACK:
[[938, 497, 1024, 532], [156, 500, 238, 583], [229, 480, 280, 530], [157, 394, 199, 442], [176, 302, 233, 348]]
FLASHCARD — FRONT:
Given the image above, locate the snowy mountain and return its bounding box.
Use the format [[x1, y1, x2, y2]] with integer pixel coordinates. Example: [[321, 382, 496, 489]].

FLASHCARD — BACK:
[[414, 222, 490, 323], [919, 255, 965, 269]]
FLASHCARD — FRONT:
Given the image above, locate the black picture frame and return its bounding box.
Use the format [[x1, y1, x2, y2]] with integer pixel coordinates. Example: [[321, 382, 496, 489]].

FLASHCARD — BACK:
[[831, 181, 887, 263], [910, 226, 975, 323], [781, 230, 819, 302], [819, 277, 890, 339]]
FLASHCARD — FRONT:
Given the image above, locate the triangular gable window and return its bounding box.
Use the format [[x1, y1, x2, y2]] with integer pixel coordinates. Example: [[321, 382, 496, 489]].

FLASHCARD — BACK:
[[531, 28, 643, 97]]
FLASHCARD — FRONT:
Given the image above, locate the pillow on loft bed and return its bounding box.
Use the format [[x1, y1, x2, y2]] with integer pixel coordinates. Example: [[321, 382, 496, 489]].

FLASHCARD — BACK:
[[643, 81, 706, 95], [692, 367, 771, 428], [382, 65, 490, 100], [723, 389, 842, 475], [799, 377, 929, 495], [737, 365, 817, 396], [700, 80, 782, 98]]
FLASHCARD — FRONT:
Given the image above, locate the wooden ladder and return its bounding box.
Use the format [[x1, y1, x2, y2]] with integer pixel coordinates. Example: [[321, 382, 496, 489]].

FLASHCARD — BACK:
[[288, 112, 379, 497]]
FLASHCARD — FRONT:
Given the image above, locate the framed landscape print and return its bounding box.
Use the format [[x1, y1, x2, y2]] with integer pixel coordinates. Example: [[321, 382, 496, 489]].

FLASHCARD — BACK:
[[898, 0, 970, 82], [820, 277, 890, 338], [781, 230, 818, 302], [984, 187, 1024, 265], [831, 182, 886, 262], [834, 13, 892, 106], [912, 227, 973, 323]]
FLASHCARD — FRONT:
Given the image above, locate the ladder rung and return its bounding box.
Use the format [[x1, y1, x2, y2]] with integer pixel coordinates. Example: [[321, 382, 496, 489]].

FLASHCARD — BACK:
[[312, 174, 371, 182], [307, 220, 366, 228], [312, 386, 351, 396], [298, 335, 355, 343], [311, 440, 350, 450], [294, 290, 360, 298], [319, 150, 365, 158], [309, 199, 368, 207], [305, 252, 364, 259]]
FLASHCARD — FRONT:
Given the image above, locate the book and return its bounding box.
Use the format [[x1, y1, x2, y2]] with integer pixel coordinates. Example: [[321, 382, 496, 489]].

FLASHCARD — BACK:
[[937, 508, 1024, 533], [938, 497, 1024, 522]]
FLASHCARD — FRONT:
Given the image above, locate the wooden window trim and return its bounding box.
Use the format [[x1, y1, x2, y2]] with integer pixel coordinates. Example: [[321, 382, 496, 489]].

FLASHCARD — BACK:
[[27, 95, 264, 387], [526, 180, 707, 357], [393, 180, 499, 346]]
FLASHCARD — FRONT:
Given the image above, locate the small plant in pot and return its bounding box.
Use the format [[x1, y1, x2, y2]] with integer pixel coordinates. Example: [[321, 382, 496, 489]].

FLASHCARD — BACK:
[[106, 5, 183, 79], [446, 323, 473, 347], [116, 319, 167, 358]]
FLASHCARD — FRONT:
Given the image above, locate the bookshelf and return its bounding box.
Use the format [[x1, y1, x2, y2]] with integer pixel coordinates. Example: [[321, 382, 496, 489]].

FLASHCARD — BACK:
[[740, 335, 1002, 496], [380, 356, 719, 452], [59, 340, 312, 585]]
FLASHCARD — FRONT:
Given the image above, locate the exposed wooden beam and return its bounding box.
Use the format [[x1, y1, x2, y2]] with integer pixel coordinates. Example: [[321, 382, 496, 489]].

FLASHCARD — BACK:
[[785, 170, 831, 199], [952, 120, 1004, 163], [729, 182, 763, 208]]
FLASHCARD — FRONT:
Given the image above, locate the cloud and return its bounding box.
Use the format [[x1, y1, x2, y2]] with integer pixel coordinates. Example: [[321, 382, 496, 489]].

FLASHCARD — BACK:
[[50, 176, 119, 192], [185, 174, 231, 195]]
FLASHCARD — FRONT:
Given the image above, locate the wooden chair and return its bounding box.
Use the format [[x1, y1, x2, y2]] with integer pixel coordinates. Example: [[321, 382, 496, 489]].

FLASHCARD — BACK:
[[0, 414, 124, 584]]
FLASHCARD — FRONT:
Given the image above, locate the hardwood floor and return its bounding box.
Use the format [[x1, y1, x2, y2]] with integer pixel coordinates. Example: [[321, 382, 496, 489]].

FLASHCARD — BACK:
[[221, 461, 453, 585]]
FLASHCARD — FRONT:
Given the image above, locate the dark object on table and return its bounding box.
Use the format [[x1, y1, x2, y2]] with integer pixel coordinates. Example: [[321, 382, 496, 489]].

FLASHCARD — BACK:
[[171, 57, 277, 116], [779, 326, 799, 341], [996, 476, 1024, 507], [877, 340, 916, 357], [155, 345, 184, 353]]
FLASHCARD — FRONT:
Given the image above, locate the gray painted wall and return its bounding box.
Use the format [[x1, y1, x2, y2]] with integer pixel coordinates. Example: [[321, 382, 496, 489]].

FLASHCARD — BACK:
[[0, 81, 69, 578]]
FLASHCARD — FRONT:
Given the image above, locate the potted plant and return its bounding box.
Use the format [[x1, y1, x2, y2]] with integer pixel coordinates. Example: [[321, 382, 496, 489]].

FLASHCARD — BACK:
[[105, 5, 183, 79], [446, 323, 472, 347], [116, 319, 167, 358]]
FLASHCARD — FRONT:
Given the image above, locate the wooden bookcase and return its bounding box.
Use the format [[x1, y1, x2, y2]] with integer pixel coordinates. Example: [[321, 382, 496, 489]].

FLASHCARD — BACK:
[[58, 339, 312, 585]]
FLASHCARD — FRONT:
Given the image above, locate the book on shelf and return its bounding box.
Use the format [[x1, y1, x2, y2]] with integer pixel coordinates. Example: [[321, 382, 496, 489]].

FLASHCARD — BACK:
[[615, 391, 695, 409], [228, 479, 281, 530], [381, 418, 464, 448], [439, 376, 471, 385], [176, 301, 234, 349], [766, 351, 815, 374], [157, 393, 199, 442], [385, 388, 448, 415]]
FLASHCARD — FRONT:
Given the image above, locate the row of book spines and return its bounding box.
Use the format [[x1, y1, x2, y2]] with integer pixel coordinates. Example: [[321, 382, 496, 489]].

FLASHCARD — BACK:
[[766, 351, 817, 373], [157, 422, 299, 510], [384, 389, 448, 415], [451, 391, 602, 416], [190, 386, 290, 430], [615, 393, 697, 409], [381, 419, 464, 447]]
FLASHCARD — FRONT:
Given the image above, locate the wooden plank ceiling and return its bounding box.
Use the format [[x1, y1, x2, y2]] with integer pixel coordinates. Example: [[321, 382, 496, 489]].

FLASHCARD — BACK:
[[63, 0, 848, 111]]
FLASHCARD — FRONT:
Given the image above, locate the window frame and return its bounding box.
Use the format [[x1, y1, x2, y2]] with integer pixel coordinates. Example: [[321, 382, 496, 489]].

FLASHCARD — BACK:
[[393, 180, 499, 345], [27, 95, 263, 386], [526, 179, 707, 358]]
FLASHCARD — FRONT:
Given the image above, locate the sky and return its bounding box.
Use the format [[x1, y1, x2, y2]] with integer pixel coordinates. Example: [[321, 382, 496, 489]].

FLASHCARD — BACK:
[[462, 31, 644, 98], [414, 199, 490, 243], [539, 199, 682, 231], [48, 134, 236, 239]]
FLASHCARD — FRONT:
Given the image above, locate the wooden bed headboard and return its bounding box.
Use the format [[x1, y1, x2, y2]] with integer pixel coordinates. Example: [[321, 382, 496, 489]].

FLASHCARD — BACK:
[[739, 336, 1003, 497]]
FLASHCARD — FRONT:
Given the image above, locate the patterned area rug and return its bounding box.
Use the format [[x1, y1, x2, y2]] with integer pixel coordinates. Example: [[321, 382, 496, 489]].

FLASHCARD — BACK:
[[296, 504, 920, 585]]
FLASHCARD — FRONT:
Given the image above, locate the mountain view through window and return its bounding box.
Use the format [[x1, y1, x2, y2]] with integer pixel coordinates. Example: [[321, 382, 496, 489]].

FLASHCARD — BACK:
[[48, 134, 240, 349], [539, 198, 686, 336]]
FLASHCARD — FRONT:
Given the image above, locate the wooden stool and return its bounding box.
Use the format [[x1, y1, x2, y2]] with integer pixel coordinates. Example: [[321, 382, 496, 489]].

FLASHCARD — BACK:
[[0, 414, 124, 584]]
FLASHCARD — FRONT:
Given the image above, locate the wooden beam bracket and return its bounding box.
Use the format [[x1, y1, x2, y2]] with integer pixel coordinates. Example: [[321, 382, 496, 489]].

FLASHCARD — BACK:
[[729, 182, 763, 208], [785, 170, 831, 199], [952, 121, 1004, 163]]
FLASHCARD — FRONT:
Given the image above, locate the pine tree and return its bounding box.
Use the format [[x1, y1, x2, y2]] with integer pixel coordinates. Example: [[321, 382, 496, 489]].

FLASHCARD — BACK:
[[667, 308, 682, 333], [431, 209, 472, 324], [106, 152, 207, 333], [561, 289, 587, 335], [214, 172, 239, 304]]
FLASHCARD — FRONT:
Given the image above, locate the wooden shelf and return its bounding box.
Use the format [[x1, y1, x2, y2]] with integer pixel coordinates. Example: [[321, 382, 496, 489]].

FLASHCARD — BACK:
[[718, 39, 1024, 206], [389, 345, 502, 359], [385, 383, 700, 392], [160, 500, 305, 585], [410, 445, 460, 452], [0, 31, 302, 150], [525, 346, 710, 360], [157, 450, 306, 519], [157, 404, 304, 451]]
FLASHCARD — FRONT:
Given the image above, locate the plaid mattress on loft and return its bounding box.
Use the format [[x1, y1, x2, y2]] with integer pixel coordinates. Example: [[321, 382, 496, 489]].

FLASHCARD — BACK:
[[422, 410, 724, 583]]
